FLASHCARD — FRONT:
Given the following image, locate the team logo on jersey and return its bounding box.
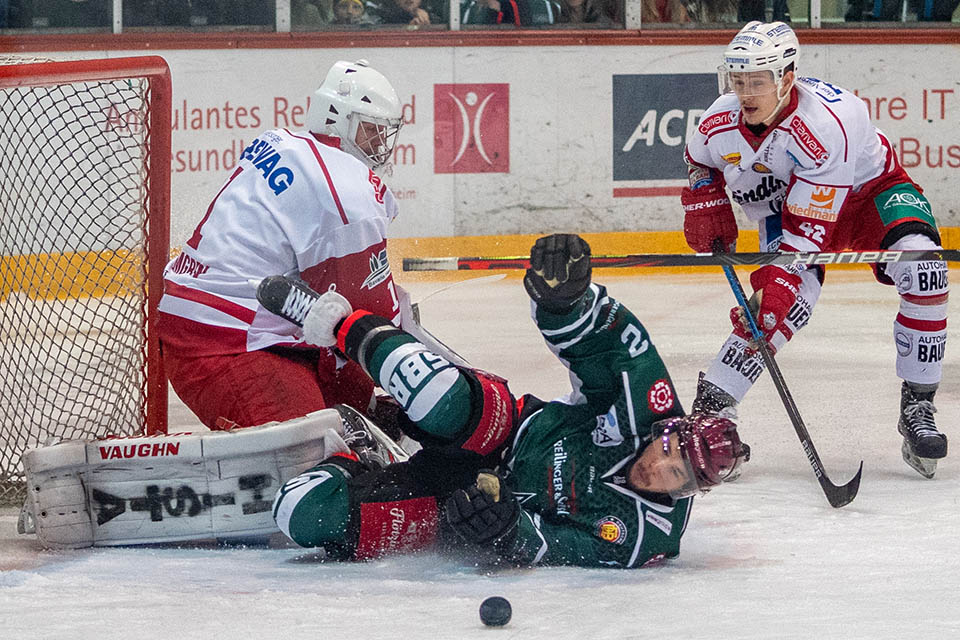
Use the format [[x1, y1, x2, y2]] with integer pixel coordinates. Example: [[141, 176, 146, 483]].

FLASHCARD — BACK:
[[647, 380, 675, 413], [698, 111, 735, 136], [592, 410, 624, 448], [751, 162, 772, 173], [361, 249, 391, 290], [789, 116, 829, 165], [595, 516, 627, 544], [434, 83, 509, 174], [722, 152, 741, 165]]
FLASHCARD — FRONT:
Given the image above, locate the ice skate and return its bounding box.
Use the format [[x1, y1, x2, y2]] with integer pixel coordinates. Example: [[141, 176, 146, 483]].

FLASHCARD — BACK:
[[334, 404, 410, 469], [692, 372, 739, 421], [691, 373, 748, 479], [898, 382, 948, 479]]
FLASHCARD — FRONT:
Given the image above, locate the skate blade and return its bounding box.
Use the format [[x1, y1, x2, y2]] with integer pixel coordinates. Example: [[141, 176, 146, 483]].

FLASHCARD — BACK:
[[901, 439, 938, 479]]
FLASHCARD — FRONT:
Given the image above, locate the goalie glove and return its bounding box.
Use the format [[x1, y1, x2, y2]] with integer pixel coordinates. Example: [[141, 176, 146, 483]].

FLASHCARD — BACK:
[[523, 233, 592, 313], [444, 471, 520, 550], [730, 265, 802, 351], [681, 185, 738, 253]]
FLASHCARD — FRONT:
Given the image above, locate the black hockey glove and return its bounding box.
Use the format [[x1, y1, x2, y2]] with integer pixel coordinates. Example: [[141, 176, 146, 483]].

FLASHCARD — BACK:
[[444, 472, 520, 549], [523, 233, 592, 313]]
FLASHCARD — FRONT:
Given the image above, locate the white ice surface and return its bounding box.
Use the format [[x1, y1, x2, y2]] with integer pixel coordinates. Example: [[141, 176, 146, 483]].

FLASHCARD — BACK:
[[2, 271, 959, 639]]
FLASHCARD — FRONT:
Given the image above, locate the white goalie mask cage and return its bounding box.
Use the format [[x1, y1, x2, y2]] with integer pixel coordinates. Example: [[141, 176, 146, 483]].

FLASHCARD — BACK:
[[305, 59, 403, 170], [718, 21, 799, 97]]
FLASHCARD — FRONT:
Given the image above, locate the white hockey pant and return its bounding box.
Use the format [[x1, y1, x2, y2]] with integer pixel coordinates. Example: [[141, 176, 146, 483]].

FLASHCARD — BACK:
[[705, 268, 822, 402]]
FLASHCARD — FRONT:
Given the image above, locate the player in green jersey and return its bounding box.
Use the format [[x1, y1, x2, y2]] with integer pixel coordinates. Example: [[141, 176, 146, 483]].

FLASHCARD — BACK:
[[268, 234, 749, 567]]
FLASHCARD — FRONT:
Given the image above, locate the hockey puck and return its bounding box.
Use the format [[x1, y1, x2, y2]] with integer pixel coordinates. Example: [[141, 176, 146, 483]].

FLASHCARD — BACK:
[[479, 596, 512, 627]]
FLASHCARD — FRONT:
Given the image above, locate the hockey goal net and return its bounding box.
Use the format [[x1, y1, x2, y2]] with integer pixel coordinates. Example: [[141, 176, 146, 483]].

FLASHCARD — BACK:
[[0, 56, 171, 505]]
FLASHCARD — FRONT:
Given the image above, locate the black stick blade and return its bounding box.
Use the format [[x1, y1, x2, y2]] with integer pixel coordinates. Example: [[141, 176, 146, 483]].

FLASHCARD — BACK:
[[822, 460, 863, 508]]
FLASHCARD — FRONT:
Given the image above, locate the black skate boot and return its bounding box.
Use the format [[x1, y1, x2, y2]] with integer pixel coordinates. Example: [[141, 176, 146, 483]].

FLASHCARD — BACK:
[[898, 382, 948, 479], [334, 404, 410, 469], [691, 373, 749, 478], [692, 372, 739, 420]]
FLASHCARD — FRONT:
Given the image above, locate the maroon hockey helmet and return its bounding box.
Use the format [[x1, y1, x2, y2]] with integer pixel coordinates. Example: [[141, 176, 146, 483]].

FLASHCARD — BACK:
[[652, 415, 749, 495]]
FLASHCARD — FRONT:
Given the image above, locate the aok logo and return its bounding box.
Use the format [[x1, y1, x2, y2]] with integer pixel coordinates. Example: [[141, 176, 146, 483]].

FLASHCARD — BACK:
[[433, 83, 509, 174]]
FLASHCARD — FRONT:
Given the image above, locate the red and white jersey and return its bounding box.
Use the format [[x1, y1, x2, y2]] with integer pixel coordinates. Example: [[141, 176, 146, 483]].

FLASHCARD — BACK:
[[685, 78, 904, 252], [158, 129, 401, 357]]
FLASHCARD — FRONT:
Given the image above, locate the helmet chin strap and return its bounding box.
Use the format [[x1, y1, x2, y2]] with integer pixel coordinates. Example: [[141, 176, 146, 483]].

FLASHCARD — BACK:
[[761, 76, 794, 126]]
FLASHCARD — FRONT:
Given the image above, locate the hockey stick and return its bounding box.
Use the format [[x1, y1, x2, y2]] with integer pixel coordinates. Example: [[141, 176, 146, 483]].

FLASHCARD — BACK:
[[721, 261, 863, 508], [403, 248, 958, 272]]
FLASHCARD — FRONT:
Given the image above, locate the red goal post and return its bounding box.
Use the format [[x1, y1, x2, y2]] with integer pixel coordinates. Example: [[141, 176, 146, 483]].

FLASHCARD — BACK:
[[0, 56, 172, 505]]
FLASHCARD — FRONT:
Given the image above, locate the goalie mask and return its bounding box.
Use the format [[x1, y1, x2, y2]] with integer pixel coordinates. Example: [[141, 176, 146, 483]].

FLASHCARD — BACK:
[[649, 415, 749, 498], [718, 21, 798, 111], [306, 60, 403, 170]]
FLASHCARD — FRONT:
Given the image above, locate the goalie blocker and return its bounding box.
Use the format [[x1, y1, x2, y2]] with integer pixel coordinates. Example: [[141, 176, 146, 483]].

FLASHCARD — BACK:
[[18, 409, 367, 549]]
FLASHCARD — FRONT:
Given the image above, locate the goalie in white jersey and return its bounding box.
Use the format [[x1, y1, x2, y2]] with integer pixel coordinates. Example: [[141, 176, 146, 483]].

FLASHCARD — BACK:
[[682, 22, 948, 478], [158, 60, 405, 432]]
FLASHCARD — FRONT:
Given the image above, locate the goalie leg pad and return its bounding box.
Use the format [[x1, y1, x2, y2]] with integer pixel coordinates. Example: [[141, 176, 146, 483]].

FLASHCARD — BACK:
[[22, 409, 346, 549]]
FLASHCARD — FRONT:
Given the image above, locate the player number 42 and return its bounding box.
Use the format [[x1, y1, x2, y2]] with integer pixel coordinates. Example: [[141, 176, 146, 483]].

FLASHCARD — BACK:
[[798, 222, 826, 243]]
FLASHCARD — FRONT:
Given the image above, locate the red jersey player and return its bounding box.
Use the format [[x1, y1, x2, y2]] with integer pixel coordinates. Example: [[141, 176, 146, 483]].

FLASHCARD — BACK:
[[681, 22, 948, 477], [158, 60, 404, 431]]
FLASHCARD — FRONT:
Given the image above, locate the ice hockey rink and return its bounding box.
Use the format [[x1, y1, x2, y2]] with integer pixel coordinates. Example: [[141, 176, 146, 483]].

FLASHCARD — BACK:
[[2, 268, 958, 639]]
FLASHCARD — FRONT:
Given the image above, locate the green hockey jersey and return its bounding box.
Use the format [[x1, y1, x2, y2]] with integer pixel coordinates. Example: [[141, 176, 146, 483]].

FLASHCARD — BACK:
[[501, 283, 692, 568]]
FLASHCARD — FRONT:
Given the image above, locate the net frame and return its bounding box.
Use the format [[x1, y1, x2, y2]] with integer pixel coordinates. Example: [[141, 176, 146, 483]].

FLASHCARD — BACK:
[[0, 56, 171, 505]]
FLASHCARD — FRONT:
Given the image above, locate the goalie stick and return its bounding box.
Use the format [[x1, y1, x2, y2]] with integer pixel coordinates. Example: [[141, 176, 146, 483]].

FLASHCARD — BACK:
[[403, 248, 959, 271], [720, 260, 863, 508]]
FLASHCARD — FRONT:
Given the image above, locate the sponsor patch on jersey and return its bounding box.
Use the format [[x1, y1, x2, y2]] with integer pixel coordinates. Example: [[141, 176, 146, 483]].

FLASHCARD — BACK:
[[788, 116, 829, 164], [698, 111, 735, 136], [883, 191, 931, 215], [645, 510, 674, 536], [647, 379, 675, 413], [595, 516, 627, 544], [895, 330, 912, 357], [785, 182, 848, 223], [751, 162, 772, 173], [722, 152, 741, 165], [361, 248, 391, 290], [592, 410, 625, 448]]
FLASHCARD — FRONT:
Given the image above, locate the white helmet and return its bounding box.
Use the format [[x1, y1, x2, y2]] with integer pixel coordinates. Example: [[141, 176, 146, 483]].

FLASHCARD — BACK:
[[718, 21, 799, 96], [306, 60, 402, 170]]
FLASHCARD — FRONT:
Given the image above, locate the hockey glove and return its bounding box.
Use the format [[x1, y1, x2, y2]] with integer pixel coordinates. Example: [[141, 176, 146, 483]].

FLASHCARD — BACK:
[[302, 291, 353, 347], [445, 472, 520, 549], [523, 233, 592, 313], [681, 185, 738, 253], [731, 265, 802, 350]]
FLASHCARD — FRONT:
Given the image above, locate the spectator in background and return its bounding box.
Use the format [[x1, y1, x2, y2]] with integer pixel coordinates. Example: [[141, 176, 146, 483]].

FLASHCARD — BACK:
[[681, 0, 737, 21], [641, 0, 689, 21], [333, 0, 380, 23], [293, 0, 334, 25], [375, 0, 443, 24], [461, 0, 521, 24], [846, 0, 959, 20], [557, 0, 619, 23], [462, 0, 571, 24]]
